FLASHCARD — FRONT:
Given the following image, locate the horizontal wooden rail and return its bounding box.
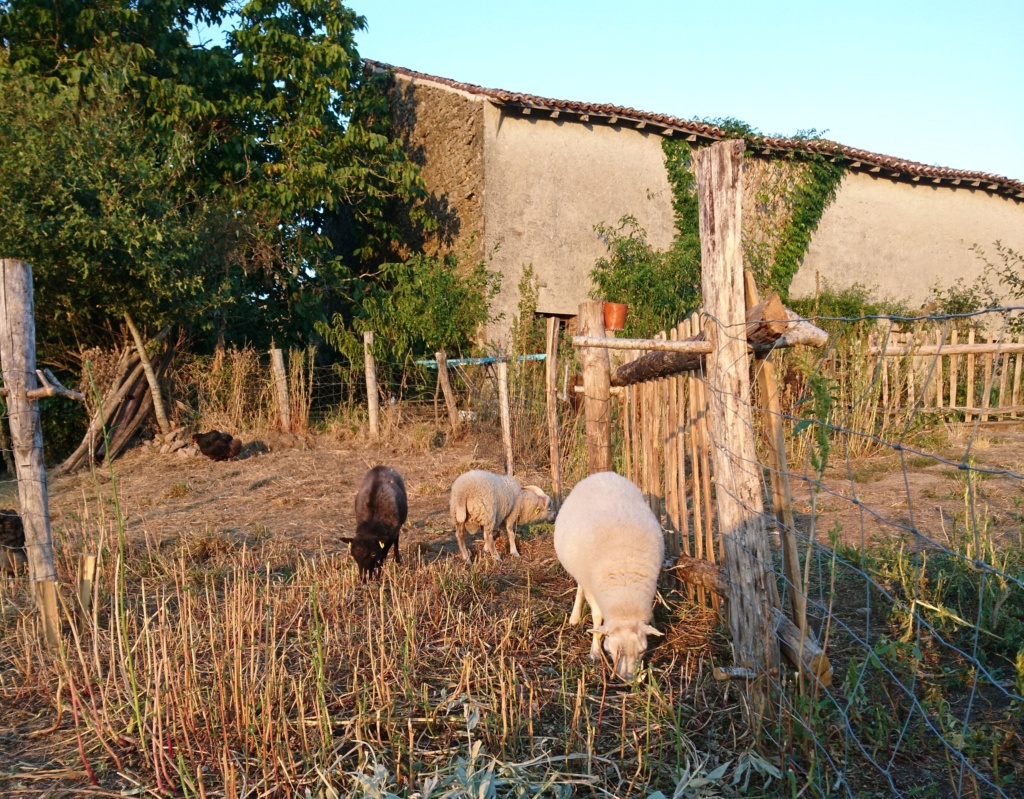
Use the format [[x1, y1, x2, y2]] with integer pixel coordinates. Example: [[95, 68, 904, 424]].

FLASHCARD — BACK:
[[572, 336, 713, 353], [869, 342, 1024, 357]]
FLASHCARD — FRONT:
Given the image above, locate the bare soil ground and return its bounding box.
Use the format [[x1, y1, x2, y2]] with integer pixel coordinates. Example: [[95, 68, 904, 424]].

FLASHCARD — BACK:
[[45, 424, 556, 567]]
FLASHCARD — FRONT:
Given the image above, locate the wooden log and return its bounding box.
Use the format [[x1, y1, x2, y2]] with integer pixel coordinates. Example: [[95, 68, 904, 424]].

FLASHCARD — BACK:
[[270, 347, 292, 433], [435, 350, 461, 434], [698, 140, 778, 679], [745, 272, 807, 638], [965, 328, 976, 422], [125, 311, 170, 435], [545, 318, 563, 505], [496, 359, 514, 475], [363, 331, 379, 438], [0, 259, 58, 648], [578, 300, 612, 474], [56, 354, 146, 475]]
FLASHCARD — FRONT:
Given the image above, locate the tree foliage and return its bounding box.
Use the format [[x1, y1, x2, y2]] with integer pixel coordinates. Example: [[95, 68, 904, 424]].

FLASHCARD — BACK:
[[316, 254, 499, 375], [0, 0, 427, 357]]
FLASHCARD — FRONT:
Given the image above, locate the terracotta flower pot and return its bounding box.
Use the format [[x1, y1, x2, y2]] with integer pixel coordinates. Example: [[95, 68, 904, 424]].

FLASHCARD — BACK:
[[603, 301, 628, 332]]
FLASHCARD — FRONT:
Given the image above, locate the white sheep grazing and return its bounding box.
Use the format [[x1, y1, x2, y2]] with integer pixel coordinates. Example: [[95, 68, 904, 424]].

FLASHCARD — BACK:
[[554, 471, 664, 681], [449, 470, 553, 563]]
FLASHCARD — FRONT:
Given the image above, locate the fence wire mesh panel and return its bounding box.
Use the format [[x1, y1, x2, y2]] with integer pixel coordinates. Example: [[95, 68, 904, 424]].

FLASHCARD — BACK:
[[755, 308, 1024, 798], [604, 305, 1023, 797]]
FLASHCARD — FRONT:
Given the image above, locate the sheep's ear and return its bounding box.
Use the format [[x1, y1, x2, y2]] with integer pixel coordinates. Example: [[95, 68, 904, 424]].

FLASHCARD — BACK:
[[524, 485, 548, 499], [339, 535, 355, 543], [644, 625, 664, 637], [590, 624, 609, 635]]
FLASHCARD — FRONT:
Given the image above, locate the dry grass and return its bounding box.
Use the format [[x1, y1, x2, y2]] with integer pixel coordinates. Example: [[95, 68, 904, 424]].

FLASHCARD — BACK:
[[0, 461, 741, 798]]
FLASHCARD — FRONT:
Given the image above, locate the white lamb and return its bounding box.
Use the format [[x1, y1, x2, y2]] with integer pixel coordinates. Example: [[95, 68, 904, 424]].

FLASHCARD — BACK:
[[449, 470, 553, 563], [554, 471, 664, 681]]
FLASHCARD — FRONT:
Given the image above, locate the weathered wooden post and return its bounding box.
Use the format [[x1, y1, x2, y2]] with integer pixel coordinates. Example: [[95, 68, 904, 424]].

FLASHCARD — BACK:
[[363, 331, 379, 438], [270, 346, 291, 433], [0, 259, 60, 648], [545, 317, 563, 505], [697, 142, 779, 694], [496, 359, 514, 475], [435, 350, 461, 433], [578, 300, 612, 474]]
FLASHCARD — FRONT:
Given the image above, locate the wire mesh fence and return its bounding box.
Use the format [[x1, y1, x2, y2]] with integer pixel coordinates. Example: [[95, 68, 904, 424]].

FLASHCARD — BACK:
[[750, 307, 1024, 798]]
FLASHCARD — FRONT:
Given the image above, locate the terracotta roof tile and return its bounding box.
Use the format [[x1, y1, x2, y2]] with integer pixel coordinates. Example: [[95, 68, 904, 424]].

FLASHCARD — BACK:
[[367, 60, 1024, 199]]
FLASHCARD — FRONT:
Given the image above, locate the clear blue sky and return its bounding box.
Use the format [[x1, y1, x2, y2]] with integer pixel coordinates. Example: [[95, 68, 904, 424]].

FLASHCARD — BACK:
[[351, 0, 1024, 181]]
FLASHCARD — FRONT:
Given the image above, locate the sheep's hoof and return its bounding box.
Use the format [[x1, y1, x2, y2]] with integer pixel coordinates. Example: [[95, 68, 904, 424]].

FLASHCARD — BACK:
[[569, 611, 582, 625]]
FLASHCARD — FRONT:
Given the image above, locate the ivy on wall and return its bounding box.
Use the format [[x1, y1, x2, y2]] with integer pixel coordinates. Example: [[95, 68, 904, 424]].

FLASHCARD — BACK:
[[660, 130, 846, 299], [592, 126, 846, 333], [766, 152, 846, 298]]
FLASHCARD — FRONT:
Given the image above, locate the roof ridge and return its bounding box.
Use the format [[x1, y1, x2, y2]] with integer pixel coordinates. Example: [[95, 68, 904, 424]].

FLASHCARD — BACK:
[[365, 60, 1024, 198]]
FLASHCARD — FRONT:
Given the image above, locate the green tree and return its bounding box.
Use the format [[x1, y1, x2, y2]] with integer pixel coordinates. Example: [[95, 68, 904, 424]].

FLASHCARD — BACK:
[[0, 0, 426, 354]]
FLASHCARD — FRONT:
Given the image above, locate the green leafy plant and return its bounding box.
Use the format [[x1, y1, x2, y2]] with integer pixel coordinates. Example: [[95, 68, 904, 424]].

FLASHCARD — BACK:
[[590, 216, 700, 338]]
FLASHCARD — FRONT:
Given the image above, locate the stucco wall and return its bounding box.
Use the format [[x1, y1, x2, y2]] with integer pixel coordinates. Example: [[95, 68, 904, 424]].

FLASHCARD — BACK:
[[481, 104, 676, 346], [389, 76, 486, 266], [792, 172, 1024, 306]]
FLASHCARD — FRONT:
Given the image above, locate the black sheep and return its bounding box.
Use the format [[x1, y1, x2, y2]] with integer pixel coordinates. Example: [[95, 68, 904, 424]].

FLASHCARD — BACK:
[[343, 466, 407, 580], [0, 508, 26, 575]]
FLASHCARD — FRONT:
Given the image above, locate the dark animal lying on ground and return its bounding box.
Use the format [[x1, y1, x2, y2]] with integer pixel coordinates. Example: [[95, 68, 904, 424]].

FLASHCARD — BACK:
[[0, 508, 26, 575], [342, 465, 408, 580], [192, 430, 243, 461]]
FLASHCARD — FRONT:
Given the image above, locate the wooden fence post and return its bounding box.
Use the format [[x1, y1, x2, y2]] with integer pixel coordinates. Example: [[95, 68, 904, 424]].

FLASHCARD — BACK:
[[545, 317, 563, 505], [578, 300, 612, 474], [270, 347, 291, 433], [744, 272, 808, 641], [363, 331, 379, 438], [436, 350, 461, 433], [496, 360, 514, 475], [697, 142, 779, 694], [0, 259, 60, 648]]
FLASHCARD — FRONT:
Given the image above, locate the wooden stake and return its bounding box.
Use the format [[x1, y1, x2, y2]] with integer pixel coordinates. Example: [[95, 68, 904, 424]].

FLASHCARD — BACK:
[[270, 347, 291, 433], [965, 328, 976, 422], [496, 360, 514, 475], [544, 318, 563, 505], [435, 350, 461, 434], [698, 140, 778, 681], [744, 272, 808, 638], [0, 259, 59, 648], [363, 331, 379, 439], [578, 300, 612, 475]]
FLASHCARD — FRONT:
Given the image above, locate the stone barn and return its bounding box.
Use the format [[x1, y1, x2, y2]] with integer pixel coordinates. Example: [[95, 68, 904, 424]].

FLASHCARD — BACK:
[[370, 61, 1024, 342]]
